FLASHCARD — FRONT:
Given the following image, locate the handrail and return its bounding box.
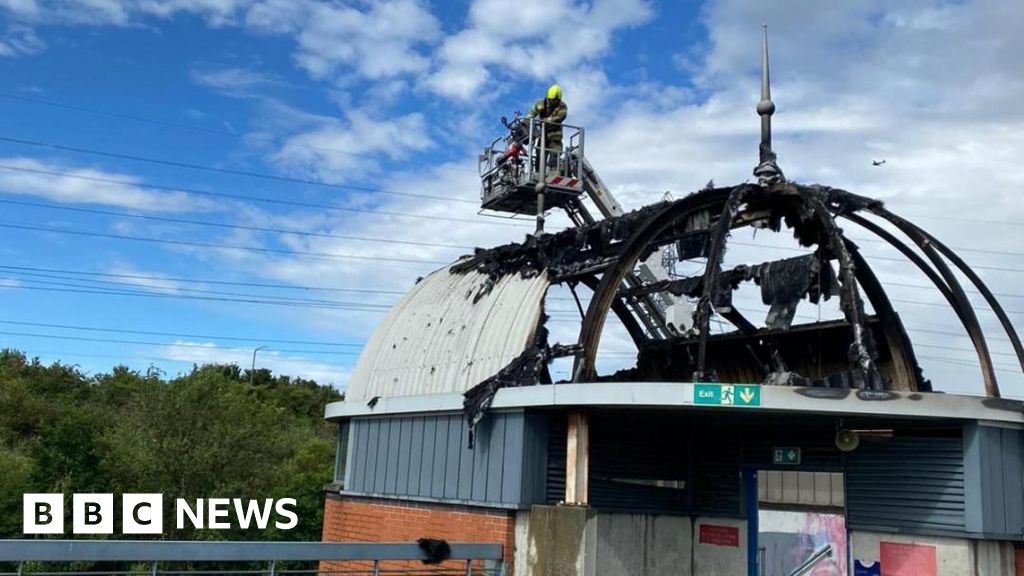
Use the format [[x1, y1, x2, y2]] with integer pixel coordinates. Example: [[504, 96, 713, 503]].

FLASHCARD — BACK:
[[0, 540, 503, 563], [789, 544, 832, 576]]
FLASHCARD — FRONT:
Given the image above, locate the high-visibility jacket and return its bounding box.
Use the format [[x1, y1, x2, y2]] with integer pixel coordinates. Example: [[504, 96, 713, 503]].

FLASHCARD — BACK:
[[527, 98, 568, 146]]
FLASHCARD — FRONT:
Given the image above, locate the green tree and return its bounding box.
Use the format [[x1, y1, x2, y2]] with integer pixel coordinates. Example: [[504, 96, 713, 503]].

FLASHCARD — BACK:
[[0, 350, 341, 542]]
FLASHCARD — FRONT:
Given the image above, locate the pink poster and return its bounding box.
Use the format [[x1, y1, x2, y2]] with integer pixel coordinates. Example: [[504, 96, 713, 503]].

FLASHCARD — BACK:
[[879, 542, 937, 576]]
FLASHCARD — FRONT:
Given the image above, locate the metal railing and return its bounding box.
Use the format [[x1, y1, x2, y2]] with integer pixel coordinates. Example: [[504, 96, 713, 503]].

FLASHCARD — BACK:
[[0, 541, 505, 576], [789, 544, 832, 576]]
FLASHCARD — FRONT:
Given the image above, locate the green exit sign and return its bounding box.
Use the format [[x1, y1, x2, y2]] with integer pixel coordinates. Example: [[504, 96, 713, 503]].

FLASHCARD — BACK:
[[693, 384, 761, 407], [772, 447, 802, 466]]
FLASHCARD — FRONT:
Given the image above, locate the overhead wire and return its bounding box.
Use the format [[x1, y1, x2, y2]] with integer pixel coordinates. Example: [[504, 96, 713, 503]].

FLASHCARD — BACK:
[[0, 91, 480, 174], [0, 135, 480, 205], [0, 264, 410, 294], [729, 240, 1024, 274], [0, 280, 393, 311], [0, 198, 476, 250], [7, 92, 1024, 230], [0, 163, 531, 228], [0, 221, 453, 266], [0, 330, 361, 355], [1, 271, 399, 308], [0, 319, 364, 347]]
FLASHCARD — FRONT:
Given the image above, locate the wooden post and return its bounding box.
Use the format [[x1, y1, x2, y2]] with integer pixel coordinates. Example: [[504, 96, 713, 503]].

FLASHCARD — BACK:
[[564, 410, 589, 505]]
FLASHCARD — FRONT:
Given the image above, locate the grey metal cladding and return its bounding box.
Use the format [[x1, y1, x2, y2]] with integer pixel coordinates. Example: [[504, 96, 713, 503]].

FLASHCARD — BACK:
[[519, 412, 548, 505], [346, 411, 542, 508], [345, 267, 549, 401], [846, 434, 966, 535], [965, 424, 1024, 539]]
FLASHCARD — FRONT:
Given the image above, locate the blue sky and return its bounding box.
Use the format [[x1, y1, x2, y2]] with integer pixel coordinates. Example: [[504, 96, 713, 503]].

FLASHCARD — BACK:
[[0, 0, 1022, 396]]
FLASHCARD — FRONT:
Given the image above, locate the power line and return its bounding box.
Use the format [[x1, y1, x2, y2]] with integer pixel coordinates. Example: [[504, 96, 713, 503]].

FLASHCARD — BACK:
[[916, 355, 1021, 375], [9, 92, 1024, 233], [0, 319, 365, 348], [729, 241, 1024, 274], [3, 347, 220, 367], [846, 234, 1024, 258], [884, 279, 1024, 301], [0, 92, 378, 160], [0, 198, 476, 250], [2, 271, 399, 308], [889, 297, 1024, 316], [0, 91, 479, 175], [0, 163, 530, 228], [0, 221, 452, 266], [0, 135, 479, 205], [0, 279, 393, 311], [0, 330, 362, 355], [0, 264, 410, 294], [912, 342, 1019, 359]]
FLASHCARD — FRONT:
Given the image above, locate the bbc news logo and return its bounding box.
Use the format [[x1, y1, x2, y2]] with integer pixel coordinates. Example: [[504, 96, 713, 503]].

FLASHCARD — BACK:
[[24, 494, 298, 534]]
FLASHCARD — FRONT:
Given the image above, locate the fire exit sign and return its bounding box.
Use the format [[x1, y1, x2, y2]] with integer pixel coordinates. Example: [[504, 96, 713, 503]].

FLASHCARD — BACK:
[[693, 384, 761, 407], [772, 447, 802, 465]]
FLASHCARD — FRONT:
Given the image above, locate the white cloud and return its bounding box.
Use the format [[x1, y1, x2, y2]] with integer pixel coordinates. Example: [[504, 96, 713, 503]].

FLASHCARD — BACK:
[[2, 0, 441, 88], [0, 0, 258, 26], [268, 109, 432, 183], [425, 0, 653, 100], [0, 157, 215, 212], [216, 0, 1024, 396], [189, 65, 282, 98], [292, 0, 439, 80], [0, 25, 44, 56], [5, 0, 1020, 396], [563, 0, 1024, 395], [160, 340, 350, 387]]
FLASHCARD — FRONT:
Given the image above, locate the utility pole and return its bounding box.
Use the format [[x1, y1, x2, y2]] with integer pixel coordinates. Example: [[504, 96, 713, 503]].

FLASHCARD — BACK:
[[250, 345, 267, 386]]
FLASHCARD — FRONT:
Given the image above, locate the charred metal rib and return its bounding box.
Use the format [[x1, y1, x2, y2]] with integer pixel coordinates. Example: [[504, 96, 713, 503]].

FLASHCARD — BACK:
[[866, 206, 999, 397], [456, 181, 1016, 407], [694, 185, 752, 380]]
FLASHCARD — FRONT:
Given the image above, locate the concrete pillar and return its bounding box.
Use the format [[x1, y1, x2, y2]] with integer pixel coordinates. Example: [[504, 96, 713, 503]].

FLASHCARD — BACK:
[[525, 505, 596, 576], [523, 507, 702, 576]]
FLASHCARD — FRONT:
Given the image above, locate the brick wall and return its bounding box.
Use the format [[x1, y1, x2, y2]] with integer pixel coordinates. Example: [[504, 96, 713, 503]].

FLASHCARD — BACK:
[[322, 494, 516, 573]]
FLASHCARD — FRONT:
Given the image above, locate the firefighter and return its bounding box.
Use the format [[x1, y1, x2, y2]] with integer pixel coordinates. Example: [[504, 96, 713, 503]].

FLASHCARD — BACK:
[[526, 84, 567, 172]]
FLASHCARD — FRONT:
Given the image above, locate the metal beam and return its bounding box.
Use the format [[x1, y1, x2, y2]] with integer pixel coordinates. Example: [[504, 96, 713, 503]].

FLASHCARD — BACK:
[[564, 410, 590, 505], [0, 541, 504, 562]]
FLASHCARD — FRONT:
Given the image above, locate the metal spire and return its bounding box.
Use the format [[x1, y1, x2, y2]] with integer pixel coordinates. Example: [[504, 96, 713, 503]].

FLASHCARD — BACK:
[[753, 24, 784, 185]]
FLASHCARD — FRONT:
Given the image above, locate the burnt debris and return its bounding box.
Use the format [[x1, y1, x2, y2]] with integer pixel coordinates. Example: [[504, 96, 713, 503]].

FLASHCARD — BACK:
[[451, 182, 1022, 434]]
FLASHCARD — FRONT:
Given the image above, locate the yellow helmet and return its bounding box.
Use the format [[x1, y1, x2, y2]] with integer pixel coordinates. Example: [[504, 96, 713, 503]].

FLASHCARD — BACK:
[[547, 84, 562, 100]]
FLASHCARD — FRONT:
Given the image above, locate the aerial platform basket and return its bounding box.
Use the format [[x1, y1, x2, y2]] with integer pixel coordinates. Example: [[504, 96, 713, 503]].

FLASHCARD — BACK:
[[479, 117, 586, 215]]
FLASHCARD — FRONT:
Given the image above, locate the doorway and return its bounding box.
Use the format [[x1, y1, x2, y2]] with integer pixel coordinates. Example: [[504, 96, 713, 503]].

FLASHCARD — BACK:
[[751, 469, 848, 576]]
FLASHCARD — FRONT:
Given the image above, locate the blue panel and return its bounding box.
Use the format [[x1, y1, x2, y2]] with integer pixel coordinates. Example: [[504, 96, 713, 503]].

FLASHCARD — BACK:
[[443, 414, 462, 500], [408, 417, 425, 495], [396, 418, 413, 494], [384, 418, 401, 494], [345, 421, 362, 489], [345, 411, 530, 507], [471, 418, 492, 502], [457, 415, 474, 501], [983, 427, 1007, 534], [427, 416, 444, 498], [363, 419, 380, 494], [502, 412, 526, 504], [374, 419, 390, 494], [486, 415, 507, 503], [1001, 429, 1023, 536], [964, 423, 984, 533]]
